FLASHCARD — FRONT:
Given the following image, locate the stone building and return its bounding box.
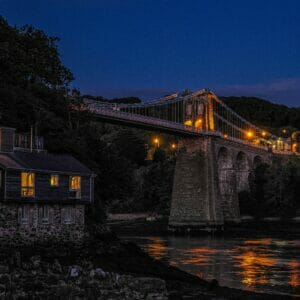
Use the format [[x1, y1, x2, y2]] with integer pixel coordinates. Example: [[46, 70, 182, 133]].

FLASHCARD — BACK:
[[0, 126, 95, 242]]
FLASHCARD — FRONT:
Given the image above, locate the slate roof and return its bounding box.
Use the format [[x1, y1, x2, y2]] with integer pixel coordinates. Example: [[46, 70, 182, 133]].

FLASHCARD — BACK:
[[0, 151, 95, 176]]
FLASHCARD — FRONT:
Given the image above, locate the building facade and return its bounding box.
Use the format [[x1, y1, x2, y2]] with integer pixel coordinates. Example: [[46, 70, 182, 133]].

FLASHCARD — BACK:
[[0, 127, 95, 243]]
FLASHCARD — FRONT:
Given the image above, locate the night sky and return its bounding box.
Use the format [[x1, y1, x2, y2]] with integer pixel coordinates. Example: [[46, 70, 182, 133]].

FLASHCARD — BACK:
[[1, 0, 300, 106]]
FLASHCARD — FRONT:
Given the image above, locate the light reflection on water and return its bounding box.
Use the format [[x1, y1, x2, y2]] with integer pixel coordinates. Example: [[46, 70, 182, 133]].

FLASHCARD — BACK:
[[123, 235, 300, 296]]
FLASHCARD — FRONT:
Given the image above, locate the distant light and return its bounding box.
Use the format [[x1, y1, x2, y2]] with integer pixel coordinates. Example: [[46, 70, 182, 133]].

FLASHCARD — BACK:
[[261, 131, 267, 137], [184, 120, 193, 126], [282, 129, 287, 134], [194, 118, 203, 128], [153, 138, 160, 147], [224, 134, 228, 138], [246, 131, 254, 138], [171, 143, 176, 149]]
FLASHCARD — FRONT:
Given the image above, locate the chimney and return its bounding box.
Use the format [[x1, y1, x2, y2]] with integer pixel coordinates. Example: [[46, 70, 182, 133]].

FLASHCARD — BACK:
[[0, 127, 16, 152]]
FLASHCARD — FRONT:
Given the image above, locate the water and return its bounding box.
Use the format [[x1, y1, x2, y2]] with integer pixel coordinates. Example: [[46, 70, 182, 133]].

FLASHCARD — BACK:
[[123, 235, 300, 297]]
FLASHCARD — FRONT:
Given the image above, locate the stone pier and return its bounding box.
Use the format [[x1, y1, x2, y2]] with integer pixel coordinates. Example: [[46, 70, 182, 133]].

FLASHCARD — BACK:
[[169, 136, 270, 231]]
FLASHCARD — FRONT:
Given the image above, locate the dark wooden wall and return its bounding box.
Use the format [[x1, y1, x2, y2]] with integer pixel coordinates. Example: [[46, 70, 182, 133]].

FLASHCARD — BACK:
[[4, 170, 93, 203]]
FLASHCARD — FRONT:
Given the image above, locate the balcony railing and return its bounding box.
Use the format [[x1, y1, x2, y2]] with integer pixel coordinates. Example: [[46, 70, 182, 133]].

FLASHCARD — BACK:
[[14, 133, 44, 152]]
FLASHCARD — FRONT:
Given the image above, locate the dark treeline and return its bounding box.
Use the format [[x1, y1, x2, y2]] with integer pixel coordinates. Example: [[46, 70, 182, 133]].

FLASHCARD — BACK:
[[222, 96, 300, 134], [0, 17, 299, 219], [0, 17, 173, 221]]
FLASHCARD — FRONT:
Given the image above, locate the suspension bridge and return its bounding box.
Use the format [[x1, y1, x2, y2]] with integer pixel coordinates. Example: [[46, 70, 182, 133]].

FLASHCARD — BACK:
[[83, 88, 294, 155], [82, 89, 298, 230]]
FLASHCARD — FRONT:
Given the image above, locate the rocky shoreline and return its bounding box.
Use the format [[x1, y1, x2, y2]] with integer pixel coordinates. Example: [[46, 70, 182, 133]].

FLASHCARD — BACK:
[[0, 225, 295, 299]]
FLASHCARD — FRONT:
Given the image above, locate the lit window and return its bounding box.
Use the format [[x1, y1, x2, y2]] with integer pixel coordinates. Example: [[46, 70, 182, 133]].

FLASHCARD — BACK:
[[69, 176, 81, 198], [21, 172, 35, 197], [50, 174, 59, 187]]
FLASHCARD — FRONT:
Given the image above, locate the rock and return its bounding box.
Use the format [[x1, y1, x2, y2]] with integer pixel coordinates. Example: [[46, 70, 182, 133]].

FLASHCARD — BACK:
[[94, 268, 106, 279], [52, 259, 62, 274], [30, 255, 41, 269], [209, 279, 219, 290], [69, 265, 81, 278], [134, 277, 166, 293], [0, 265, 8, 274], [0, 274, 10, 284]]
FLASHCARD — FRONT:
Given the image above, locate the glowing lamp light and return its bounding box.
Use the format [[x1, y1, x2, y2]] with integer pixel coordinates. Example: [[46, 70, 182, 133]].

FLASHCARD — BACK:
[[171, 143, 176, 149], [261, 131, 267, 137], [246, 131, 254, 139], [292, 143, 297, 152], [194, 118, 203, 128], [282, 129, 287, 134], [153, 138, 160, 147], [184, 119, 193, 126], [224, 134, 228, 138]]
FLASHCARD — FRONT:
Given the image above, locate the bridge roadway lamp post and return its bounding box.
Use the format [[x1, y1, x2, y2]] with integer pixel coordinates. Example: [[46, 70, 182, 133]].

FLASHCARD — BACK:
[[154, 138, 160, 148]]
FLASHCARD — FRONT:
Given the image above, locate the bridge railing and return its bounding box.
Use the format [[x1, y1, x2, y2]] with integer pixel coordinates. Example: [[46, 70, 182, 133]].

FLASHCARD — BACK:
[[85, 99, 295, 156]]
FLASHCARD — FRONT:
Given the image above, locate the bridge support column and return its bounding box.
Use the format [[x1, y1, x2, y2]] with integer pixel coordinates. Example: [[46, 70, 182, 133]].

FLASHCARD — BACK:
[[169, 137, 224, 231]]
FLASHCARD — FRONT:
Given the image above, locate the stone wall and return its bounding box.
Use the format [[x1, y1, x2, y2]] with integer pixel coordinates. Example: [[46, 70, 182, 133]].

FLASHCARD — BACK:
[[169, 137, 224, 230], [0, 203, 87, 244], [169, 135, 273, 230]]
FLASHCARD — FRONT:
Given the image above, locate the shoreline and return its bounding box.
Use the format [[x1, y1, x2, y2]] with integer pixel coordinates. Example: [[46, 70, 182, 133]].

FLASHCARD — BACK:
[[107, 215, 300, 238], [0, 225, 297, 299]]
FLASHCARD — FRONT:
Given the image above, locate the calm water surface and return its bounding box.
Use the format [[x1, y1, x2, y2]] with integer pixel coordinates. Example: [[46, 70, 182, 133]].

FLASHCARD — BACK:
[[123, 235, 300, 297]]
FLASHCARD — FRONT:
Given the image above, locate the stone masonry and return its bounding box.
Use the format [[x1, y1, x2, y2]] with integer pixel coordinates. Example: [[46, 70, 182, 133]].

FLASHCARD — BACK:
[[169, 135, 271, 230]]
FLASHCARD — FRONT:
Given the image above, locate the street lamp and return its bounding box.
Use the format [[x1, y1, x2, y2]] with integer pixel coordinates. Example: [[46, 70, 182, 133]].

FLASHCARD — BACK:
[[246, 130, 254, 139]]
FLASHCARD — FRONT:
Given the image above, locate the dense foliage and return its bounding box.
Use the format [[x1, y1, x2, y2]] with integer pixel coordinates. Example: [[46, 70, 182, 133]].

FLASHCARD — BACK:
[[222, 96, 300, 134], [239, 157, 300, 218], [0, 17, 175, 220]]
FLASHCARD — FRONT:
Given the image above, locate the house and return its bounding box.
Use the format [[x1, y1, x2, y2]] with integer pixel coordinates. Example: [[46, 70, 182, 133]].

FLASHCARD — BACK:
[[0, 126, 96, 242]]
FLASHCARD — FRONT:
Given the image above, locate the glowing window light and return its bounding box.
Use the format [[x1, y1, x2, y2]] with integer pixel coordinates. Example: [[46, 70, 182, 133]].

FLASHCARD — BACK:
[[50, 174, 59, 187], [21, 172, 35, 197]]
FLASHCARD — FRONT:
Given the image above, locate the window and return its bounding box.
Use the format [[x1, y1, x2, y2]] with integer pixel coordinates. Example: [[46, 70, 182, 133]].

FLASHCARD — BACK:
[[62, 207, 75, 224], [21, 172, 35, 197], [18, 205, 29, 224], [69, 176, 81, 199], [39, 206, 50, 224], [50, 174, 59, 187]]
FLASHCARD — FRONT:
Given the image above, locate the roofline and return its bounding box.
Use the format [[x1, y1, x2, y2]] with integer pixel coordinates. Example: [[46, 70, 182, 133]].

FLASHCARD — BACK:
[[2, 166, 96, 177]]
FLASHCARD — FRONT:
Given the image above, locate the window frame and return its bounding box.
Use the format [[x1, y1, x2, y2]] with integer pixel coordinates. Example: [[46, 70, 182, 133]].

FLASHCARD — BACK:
[[69, 175, 81, 199], [21, 172, 35, 197], [50, 174, 59, 187]]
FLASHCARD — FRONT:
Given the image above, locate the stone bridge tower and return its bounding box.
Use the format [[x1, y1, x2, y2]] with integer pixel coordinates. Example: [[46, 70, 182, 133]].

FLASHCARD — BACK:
[[169, 136, 270, 231]]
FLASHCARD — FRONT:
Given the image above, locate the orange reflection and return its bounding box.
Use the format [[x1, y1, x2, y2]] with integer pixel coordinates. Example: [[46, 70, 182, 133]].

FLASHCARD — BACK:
[[188, 247, 218, 254], [234, 250, 277, 286], [143, 237, 168, 260], [181, 247, 217, 265], [182, 257, 209, 265], [289, 260, 300, 287], [244, 238, 272, 246]]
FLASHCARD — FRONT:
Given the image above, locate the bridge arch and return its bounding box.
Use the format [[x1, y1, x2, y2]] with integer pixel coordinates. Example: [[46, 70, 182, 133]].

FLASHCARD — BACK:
[[235, 151, 250, 192], [253, 155, 263, 168], [217, 147, 239, 221]]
